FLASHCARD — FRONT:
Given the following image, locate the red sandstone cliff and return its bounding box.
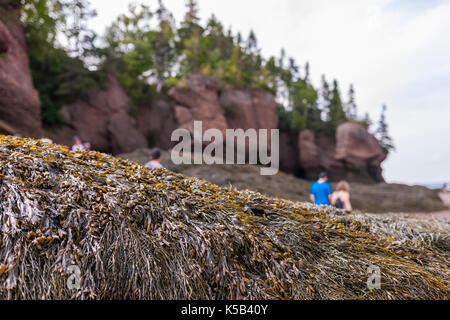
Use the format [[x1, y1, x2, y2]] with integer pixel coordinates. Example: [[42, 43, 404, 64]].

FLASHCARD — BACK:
[[0, 2, 42, 137], [50, 75, 147, 154]]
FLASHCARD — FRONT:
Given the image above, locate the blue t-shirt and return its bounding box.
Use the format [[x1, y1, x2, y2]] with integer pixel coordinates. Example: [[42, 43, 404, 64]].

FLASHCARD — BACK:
[[310, 181, 332, 205]]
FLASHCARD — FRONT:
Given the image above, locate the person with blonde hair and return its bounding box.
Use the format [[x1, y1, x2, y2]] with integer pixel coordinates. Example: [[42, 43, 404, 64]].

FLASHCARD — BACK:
[[331, 181, 352, 211]]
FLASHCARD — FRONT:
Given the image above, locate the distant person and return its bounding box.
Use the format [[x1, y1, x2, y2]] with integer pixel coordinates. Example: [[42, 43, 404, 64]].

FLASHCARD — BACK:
[[331, 181, 353, 211], [145, 148, 164, 169], [310, 172, 333, 206], [71, 136, 90, 152], [444, 182, 450, 193]]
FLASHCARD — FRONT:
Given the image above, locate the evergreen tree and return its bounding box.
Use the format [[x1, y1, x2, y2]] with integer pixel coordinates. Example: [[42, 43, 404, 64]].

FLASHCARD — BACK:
[[61, 0, 97, 59], [362, 112, 372, 129], [104, 3, 157, 111], [304, 61, 310, 83], [346, 83, 357, 120], [376, 104, 395, 154], [205, 15, 232, 60], [154, 0, 176, 90], [236, 32, 242, 45], [320, 75, 331, 121], [289, 78, 319, 130], [178, 0, 203, 74], [179, 0, 201, 39], [22, 0, 102, 128], [288, 58, 299, 81], [279, 48, 286, 68], [328, 79, 347, 129], [246, 30, 258, 55], [184, 0, 200, 25]]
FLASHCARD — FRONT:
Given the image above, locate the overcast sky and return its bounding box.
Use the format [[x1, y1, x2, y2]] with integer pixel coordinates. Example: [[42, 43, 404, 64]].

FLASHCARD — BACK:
[[89, 0, 450, 185]]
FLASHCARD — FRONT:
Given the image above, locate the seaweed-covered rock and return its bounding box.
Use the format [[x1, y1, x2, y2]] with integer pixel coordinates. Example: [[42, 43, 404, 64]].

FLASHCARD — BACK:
[[0, 135, 448, 299]]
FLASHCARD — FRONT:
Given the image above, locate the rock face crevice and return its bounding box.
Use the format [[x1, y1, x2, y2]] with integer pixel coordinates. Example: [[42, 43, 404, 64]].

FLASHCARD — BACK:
[[294, 123, 386, 183]]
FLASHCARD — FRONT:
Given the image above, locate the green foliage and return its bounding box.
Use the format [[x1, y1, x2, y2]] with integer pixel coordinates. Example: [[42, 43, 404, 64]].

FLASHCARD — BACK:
[[103, 3, 162, 111], [30, 47, 104, 128], [290, 79, 319, 130], [22, 0, 105, 128], [165, 77, 180, 88], [277, 106, 292, 133], [345, 84, 357, 120], [328, 80, 348, 127]]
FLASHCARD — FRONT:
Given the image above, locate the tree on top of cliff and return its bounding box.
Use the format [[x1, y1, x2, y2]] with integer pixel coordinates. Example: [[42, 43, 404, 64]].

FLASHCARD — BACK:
[[288, 78, 320, 131], [304, 61, 310, 83], [183, 0, 200, 27], [319, 74, 331, 114], [345, 84, 358, 120], [361, 112, 373, 129], [326, 80, 348, 132], [154, 0, 176, 91], [60, 0, 97, 58], [376, 104, 395, 154]]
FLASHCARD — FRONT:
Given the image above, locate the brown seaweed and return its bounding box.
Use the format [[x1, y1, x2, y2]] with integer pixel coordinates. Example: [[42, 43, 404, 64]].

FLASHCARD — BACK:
[[0, 135, 448, 299]]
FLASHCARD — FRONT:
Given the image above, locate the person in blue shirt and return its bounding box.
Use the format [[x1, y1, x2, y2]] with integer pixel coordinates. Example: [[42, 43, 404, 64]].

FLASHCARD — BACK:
[[310, 171, 333, 206]]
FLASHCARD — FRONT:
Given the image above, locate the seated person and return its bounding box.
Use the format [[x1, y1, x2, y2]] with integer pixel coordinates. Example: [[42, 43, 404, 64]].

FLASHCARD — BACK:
[[331, 181, 352, 211]]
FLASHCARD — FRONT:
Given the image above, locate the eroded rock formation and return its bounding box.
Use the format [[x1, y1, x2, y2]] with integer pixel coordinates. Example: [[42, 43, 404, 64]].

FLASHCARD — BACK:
[[51, 75, 147, 154], [295, 123, 386, 183], [335, 122, 386, 182]]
